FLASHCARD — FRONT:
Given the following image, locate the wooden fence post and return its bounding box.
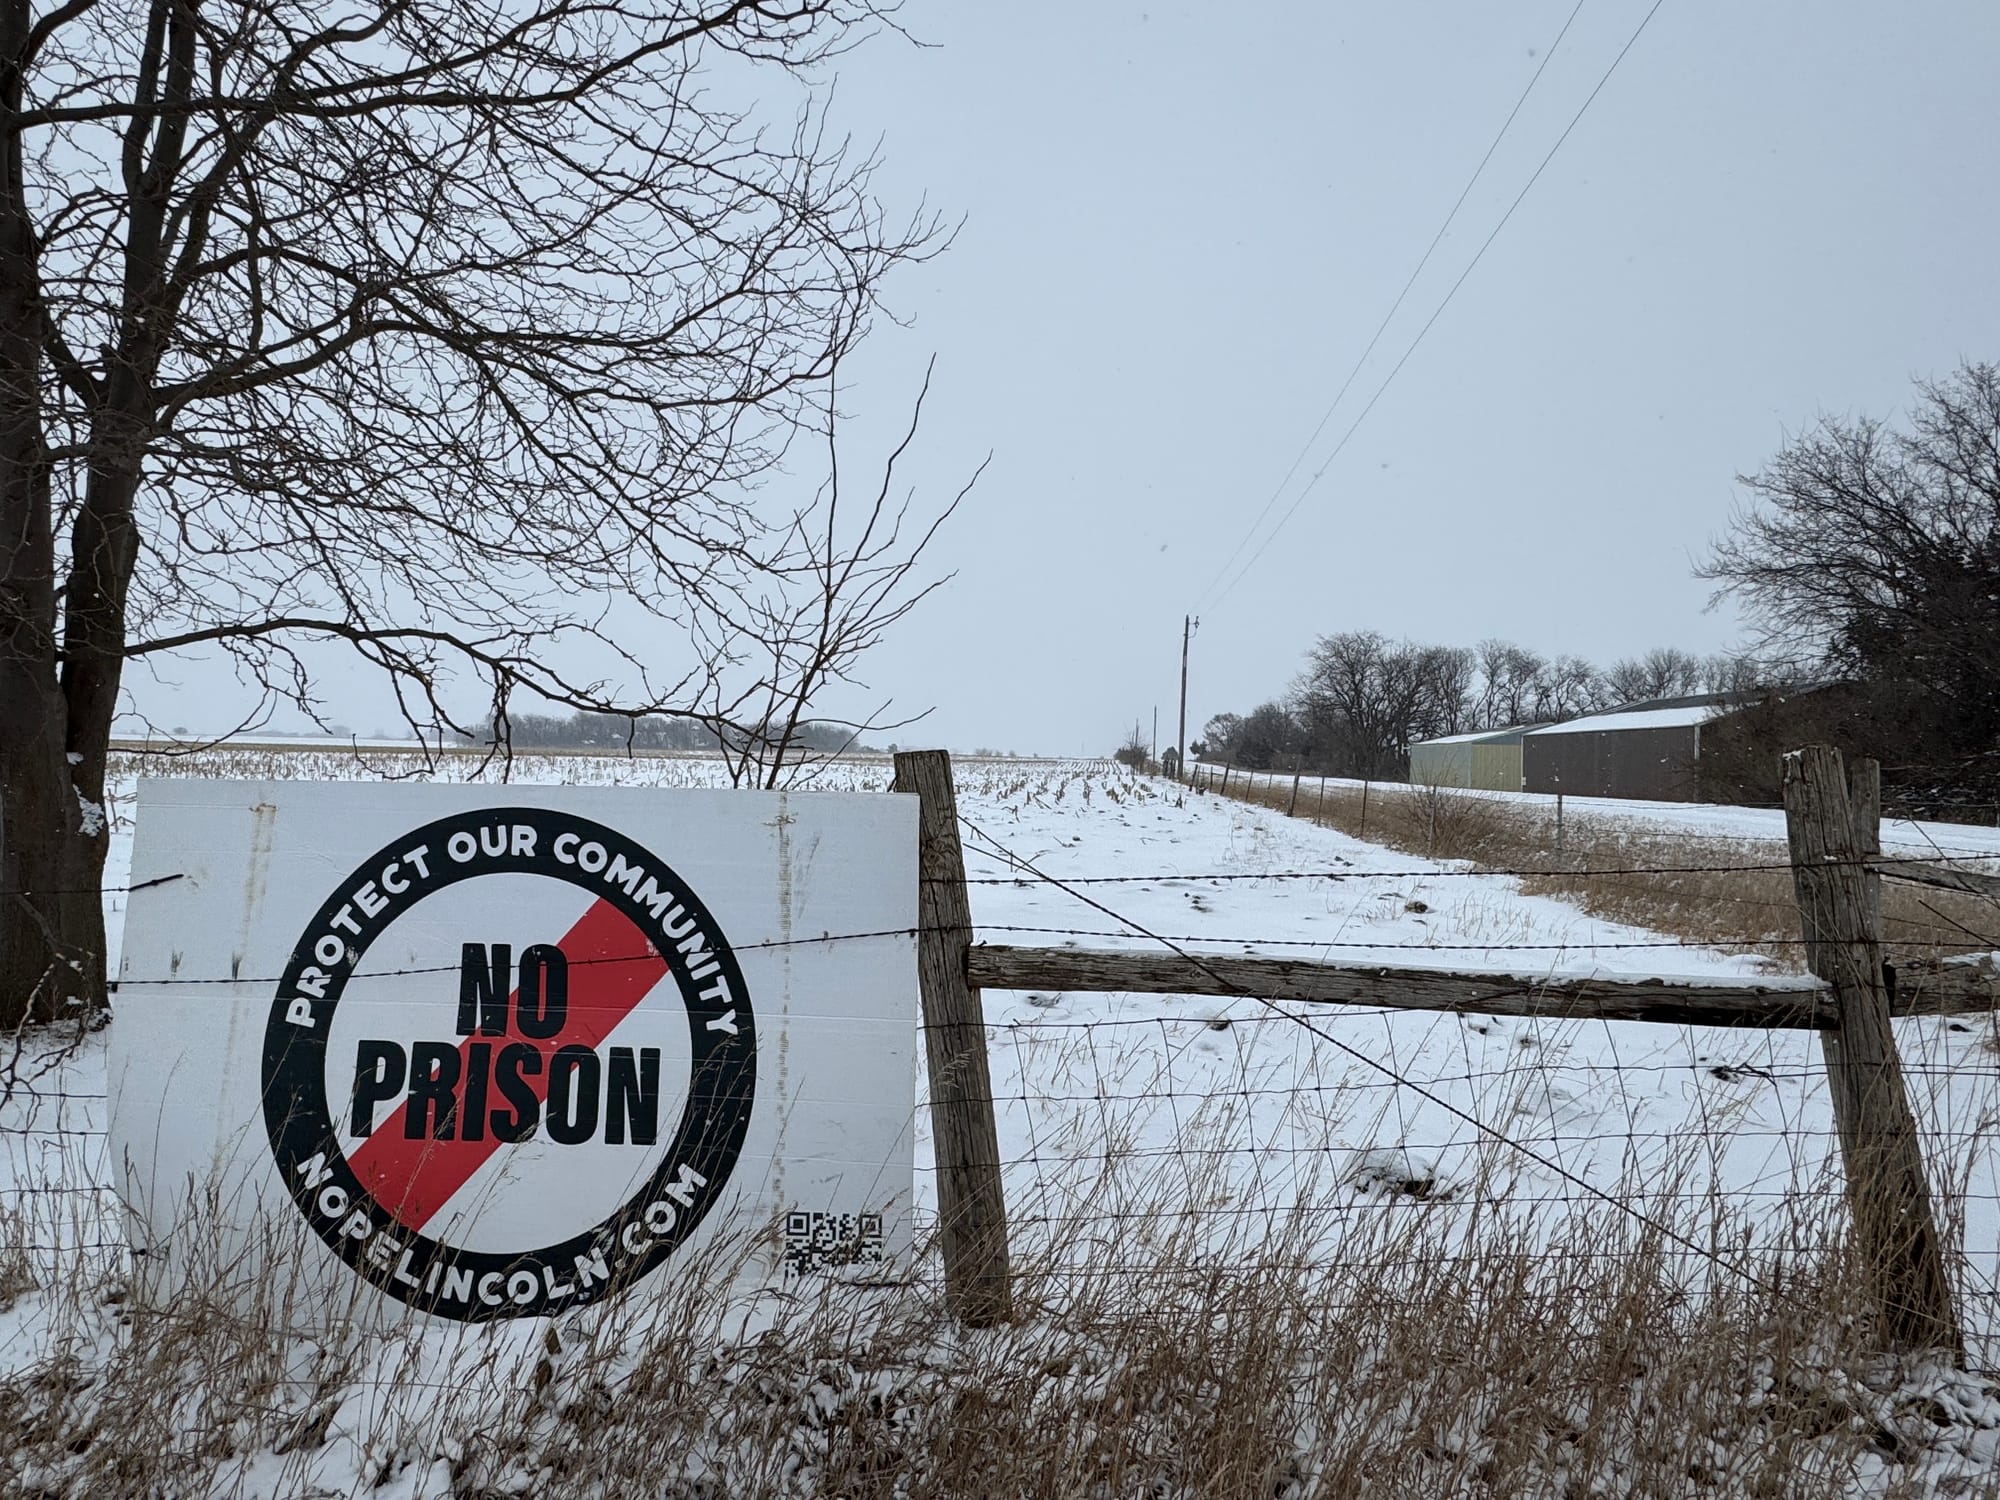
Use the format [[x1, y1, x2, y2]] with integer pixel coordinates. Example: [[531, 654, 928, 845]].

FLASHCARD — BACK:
[[1287, 754, 1303, 817], [1782, 746, 1960, 1357], [891, 750, 1013, 1326]]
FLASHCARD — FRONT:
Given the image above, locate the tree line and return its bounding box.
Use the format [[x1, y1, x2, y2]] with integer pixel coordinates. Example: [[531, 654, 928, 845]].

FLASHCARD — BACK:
[[488, 713, 871, 756], [1193, 362, 2000, 810], [1197, 637, 1779, 778]]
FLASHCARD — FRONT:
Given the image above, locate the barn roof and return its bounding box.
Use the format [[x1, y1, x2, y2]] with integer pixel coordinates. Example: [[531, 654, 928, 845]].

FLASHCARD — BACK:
[[1526, 702, 1732, 737], [1413, 723, 1549, 748]]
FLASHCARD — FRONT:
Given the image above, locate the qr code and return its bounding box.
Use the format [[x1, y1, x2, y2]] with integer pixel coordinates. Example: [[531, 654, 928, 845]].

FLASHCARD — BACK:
[[782, 1210, 886, 1276]]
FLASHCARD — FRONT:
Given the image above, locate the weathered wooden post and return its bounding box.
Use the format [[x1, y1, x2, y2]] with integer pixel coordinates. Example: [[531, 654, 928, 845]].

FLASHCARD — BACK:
[[1782, 746, 1960, 1357], [1287, 754, 1303, 817], [891, 750, 1013, 1326]]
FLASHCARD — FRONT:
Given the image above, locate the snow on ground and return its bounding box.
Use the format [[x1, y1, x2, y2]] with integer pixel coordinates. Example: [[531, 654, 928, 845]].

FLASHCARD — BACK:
[[938, 767, 2000, 1337], [1215, 763, 2000, 860], [9, 750, 2000, 1488]]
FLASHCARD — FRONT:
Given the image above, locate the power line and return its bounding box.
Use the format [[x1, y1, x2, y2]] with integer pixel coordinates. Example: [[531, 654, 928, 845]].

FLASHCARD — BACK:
[[1206, 0, 1670, 614], [1192, 0, 1591, 615]]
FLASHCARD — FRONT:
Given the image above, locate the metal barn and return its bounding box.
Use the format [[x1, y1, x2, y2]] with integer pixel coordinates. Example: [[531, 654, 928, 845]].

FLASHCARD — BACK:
[[1520, 697, 1738, 802], [1407, 724, 1545, 793]]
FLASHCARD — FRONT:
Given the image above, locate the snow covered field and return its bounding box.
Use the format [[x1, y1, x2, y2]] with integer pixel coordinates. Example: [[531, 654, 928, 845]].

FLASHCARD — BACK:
[[7, 749, 2000, 1495]]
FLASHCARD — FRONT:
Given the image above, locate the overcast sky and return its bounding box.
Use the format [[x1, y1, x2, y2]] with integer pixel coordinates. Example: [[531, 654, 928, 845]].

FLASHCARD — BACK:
[[131, 0, 2000, 755]]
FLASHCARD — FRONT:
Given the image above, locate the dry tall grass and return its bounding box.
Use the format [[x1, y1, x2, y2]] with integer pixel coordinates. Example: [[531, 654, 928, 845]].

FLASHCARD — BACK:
[[1205, 773, 2000, 969], [12, 760, 2000, 1494], [6, 1135, 2000, 1497]]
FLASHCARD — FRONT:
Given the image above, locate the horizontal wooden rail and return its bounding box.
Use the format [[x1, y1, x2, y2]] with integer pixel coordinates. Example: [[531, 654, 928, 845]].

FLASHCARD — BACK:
[[1895, 956, 2000, 1018], [969, 944, 1834, 1028], [1871, 857, 2000, 900], [968, 945, 2000, 1030]]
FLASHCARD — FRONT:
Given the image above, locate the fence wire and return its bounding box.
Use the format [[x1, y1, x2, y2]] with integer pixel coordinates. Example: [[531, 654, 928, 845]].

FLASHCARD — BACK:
[[11, 752, 2000, 1356]]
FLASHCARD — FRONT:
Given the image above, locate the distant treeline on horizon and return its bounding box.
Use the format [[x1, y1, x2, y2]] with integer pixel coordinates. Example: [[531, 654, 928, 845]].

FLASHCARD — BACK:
[[1191, 635, 1783, 782], [466, 711, 874, 754]]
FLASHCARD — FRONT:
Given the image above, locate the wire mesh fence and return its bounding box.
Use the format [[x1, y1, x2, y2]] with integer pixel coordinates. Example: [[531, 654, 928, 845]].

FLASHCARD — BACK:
[[13, 747, 2000, 1357], [10, 911, 2000, 1342]]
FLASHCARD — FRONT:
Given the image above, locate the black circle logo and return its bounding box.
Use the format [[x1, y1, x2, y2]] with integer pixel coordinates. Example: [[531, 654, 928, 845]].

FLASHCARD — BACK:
[[261, 807, 756, 1319]]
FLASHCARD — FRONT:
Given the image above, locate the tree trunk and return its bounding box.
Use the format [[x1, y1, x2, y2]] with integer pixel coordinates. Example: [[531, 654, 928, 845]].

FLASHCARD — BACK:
[[0, 687, 83, 1024], [56, 458, 145, 1015], [0, 425, 77, 1022], [33, 0, 190, 1017], [0, 0, 88, 1025]]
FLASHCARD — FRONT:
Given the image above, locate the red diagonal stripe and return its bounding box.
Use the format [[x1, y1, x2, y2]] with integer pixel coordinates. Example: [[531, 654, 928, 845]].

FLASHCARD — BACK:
[[346, 898, 669, 1231]]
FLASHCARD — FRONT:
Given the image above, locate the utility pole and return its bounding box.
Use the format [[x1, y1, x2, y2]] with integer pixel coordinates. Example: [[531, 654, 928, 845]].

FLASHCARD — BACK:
[[1176, 615, 1197, 783]]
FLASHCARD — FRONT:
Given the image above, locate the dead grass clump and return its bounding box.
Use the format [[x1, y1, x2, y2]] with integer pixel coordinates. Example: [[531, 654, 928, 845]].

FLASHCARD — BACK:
[[4, 1154, 1996, 1497], [1218, 772, 1517, 865], [423, 1188, 2000, 1497]]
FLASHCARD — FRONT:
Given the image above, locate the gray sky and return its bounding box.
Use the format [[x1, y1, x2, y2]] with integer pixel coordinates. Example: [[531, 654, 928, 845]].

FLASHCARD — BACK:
[[132, 0, 2000, 755]]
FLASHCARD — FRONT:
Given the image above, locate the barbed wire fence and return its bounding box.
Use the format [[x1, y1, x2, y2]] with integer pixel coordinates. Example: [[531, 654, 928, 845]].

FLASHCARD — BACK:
[[6, 749, 2000, 1364]]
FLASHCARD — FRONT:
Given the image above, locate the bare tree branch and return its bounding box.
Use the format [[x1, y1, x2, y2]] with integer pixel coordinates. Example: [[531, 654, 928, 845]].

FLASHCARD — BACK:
[[0, 0, 964, 1022]]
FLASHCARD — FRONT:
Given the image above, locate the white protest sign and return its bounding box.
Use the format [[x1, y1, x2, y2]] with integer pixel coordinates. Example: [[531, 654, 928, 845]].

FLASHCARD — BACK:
[[111, 779, 917, 1321]]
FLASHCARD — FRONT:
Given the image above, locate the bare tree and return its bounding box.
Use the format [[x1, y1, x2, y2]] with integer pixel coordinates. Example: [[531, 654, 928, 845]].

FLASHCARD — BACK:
[[1295, 632, 1471, 779], [1699, 651, 1784, 696], [1244, 701, 1304, 768], [1701, 361, 2000, 796], [1199, 712, 1244, 759], [1534, 653, 1603, 722], [1417, 644, 1476, 739], [707, 360, 985, 790], [0, 0, 951, 1023], [1474, 638, 1545, 729], [1295, 633, 1396, 778], [1209, 701, 1298, 772], [1112, 721, 1150, 770], [1603, 647, 1705, 705]]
